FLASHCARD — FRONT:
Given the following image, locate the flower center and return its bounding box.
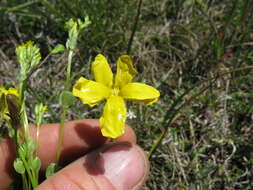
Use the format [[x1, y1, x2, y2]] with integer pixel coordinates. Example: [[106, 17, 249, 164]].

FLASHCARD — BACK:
[[112, 87, 120, 96]]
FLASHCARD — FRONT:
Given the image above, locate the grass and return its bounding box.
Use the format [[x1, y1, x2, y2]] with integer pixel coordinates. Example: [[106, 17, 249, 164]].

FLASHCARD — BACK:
[[1, 0, 253, 189]]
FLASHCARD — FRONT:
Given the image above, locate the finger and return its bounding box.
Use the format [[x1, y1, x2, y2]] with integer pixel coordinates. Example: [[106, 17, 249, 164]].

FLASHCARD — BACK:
[[37, 143, 149, 190], [35, 119, 136, 168], [0, 138, 16, 190], [0, 119, 136, 190]]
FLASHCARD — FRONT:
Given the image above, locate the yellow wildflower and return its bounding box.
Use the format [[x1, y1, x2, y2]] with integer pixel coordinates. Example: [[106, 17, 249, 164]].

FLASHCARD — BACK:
[[17, 40, 34, 49], [72, 54, 160, 138], [0, 87, 19, 120]]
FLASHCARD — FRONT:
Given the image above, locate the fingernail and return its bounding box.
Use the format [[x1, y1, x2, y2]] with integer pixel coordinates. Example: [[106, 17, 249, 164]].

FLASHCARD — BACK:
[[102, 143, 148, 190]]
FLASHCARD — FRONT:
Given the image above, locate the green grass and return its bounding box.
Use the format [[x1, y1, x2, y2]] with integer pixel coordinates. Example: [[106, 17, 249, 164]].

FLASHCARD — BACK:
[[1, 0, 253, 189]]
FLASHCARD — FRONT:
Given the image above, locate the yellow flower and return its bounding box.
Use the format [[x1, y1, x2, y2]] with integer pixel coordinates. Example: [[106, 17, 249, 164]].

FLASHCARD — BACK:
[[0, 87, 19, 120], [17, 40, 34, 50], [72, 54, 160, 138]]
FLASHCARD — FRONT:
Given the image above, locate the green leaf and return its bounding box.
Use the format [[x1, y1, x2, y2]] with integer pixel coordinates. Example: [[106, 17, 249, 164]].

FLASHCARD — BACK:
[[8, 127, 15, 138], [59, 90, 75, 108], [31, 157, 41, 173], [26, 139, 37, 155], [50, 44, 65, 54], [45, 163, 60, 179], [14, 158, 25, 174]]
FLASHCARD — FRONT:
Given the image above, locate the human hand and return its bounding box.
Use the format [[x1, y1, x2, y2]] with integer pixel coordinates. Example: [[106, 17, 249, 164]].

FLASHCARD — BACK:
[[0, 119, 149, 190]]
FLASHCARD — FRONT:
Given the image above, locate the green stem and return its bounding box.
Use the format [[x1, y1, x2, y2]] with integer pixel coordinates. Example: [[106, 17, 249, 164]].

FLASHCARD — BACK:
[[35, 124, 40, 156], [22, 173, 30, 190], [19, 80, 30, 142], [18, 79, 39, 188], [55, 49, 74, 163], [127, 0, 142, 55], [19, 80, 25, 103], [21, 101, 30, 142], [66, 50, 74, 89], [20, 156, 37, 188]]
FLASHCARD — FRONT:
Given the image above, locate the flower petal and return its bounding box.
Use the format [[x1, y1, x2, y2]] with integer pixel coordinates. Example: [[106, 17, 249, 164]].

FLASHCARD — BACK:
[[92, 54, 113, 88], [120, 82, 160, 105], [7, 88, 19, 97], [115, 55, 137, 89], [100, 96, 127, 138], [0, 87, 19, 97], [72, 77, 111, 107]]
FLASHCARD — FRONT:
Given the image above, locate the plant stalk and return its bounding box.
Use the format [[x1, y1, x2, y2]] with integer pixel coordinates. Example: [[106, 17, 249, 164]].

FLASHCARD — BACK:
[[127, 0, 142, 55], [55, 49, 74, 163]]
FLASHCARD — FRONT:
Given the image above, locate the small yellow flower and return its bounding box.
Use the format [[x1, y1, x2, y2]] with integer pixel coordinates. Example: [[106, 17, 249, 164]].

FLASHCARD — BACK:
[[42, 106, 48, 112], [0, 87, 19, 120], [17, 40, 34, 50], [72, 54, 160, 138]]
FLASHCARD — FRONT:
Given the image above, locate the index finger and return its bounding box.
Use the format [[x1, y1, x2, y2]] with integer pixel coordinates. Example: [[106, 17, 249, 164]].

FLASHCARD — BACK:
[[0, 119, 136, 190], [36, 119, 136, 167]]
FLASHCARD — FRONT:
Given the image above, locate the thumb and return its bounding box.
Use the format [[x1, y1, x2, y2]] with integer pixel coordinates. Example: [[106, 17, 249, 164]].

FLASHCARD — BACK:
[[36, 142, 149, 190]]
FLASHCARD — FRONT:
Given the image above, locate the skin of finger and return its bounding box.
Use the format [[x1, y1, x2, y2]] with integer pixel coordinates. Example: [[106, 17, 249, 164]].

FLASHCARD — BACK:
[[0, 138, 16, 190], [0, 119, 136, 190], [36, 144, 149, 190], [35, 119, 136, 168]]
